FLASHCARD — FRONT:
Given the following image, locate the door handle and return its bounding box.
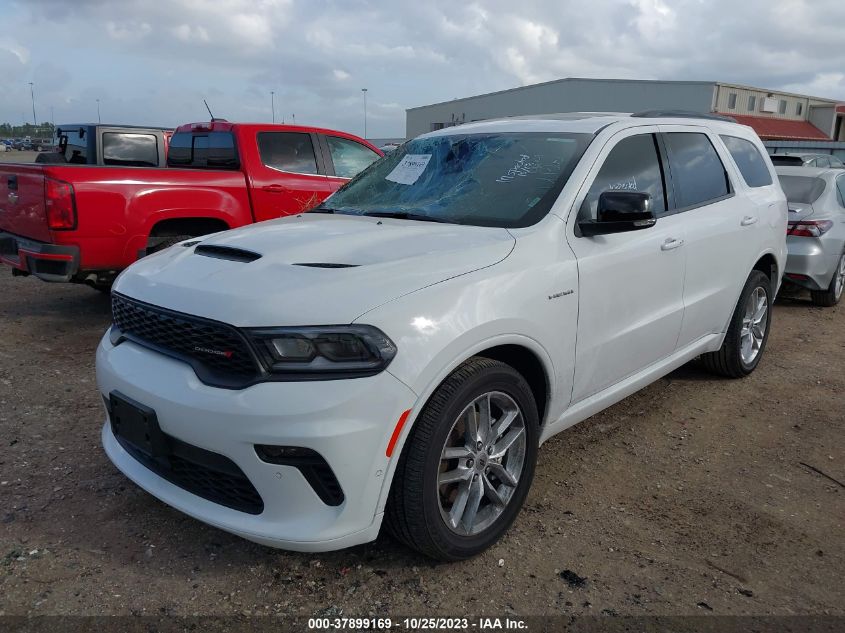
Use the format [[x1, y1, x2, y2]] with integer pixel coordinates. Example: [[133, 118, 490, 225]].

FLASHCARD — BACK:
[[661, 237, 685, 251], [741, 216, 758, 226], [262, 184, 287, 193]]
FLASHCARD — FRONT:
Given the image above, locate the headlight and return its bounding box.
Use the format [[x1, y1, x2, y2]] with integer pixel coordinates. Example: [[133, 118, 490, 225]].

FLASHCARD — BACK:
[[246, 325, 397, 377]]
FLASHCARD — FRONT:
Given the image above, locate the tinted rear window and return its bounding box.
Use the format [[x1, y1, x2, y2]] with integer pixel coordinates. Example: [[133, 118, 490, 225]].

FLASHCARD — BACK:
[[167, 131, 239, 169], [664, 132, 731, 208], [778, 175, 826, 204], [103, 132, 159, 167], [719, 135, 773, 187]]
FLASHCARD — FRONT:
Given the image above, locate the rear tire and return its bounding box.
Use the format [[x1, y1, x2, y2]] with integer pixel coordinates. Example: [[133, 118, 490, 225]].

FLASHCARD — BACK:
[[701, 270, 772, 378], [385, 357, 539, 561], [809, 252, 845, 307]]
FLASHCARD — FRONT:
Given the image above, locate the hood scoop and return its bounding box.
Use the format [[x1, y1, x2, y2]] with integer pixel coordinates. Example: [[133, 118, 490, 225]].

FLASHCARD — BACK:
[[194, 244, 262, 263], [292, 262, 359, 268]]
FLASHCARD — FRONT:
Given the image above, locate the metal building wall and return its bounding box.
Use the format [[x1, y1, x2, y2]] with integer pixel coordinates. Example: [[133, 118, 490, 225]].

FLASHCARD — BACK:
[[405, 78, 716, 138]]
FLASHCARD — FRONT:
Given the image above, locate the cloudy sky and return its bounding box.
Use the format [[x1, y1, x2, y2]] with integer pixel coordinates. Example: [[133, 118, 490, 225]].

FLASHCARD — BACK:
[[2, 0, 844, 138]]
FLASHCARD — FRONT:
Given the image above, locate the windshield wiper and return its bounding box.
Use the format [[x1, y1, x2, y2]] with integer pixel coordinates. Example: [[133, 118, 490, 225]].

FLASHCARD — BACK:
[[362, 211, 457, 224]]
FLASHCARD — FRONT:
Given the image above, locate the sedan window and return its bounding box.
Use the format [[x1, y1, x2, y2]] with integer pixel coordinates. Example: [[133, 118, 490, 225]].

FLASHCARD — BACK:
[[778, 175, 826, 204]]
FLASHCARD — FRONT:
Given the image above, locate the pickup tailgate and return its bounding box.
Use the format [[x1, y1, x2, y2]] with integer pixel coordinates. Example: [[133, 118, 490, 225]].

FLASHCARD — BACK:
[[0, 165, 51, 242]]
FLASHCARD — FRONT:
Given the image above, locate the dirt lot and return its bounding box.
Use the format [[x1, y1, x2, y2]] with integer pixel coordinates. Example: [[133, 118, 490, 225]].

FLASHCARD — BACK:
[[0, 272, 842, 618]]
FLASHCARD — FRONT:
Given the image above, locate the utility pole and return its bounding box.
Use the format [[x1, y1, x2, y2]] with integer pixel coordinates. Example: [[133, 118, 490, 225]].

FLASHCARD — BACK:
[[361, 88, 368, 139], [29, 82, 37, 125], [96, 99, 101, 123], [271, 91, 275, 123]]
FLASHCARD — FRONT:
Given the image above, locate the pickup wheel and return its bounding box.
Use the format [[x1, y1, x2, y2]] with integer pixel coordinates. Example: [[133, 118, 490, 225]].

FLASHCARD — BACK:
[[385, 357, 539, 561], [810, 251, 845, 307], [146, 235, 192, 255], [701, 270, 772, 378]]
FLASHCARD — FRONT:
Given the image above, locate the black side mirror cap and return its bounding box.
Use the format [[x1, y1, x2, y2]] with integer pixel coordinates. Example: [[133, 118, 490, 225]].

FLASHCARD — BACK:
[[578, 191, 656, 237]]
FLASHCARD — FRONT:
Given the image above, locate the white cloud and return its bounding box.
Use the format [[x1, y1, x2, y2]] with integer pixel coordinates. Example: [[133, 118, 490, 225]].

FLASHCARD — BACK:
[[1, 0, 844, 137]]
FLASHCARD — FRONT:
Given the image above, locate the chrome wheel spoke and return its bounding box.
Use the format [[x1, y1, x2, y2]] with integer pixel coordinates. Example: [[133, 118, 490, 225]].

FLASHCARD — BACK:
[[448, 479, 471, 529], [493, 408, 518, 439], [492, 426, 525, 459], [477, 394, 493, 442], [740, 286, 768, 364], [439, 467, 471, 486], [483, 476, 505, 507], [443, 446, 472, 460], [488, 462, 518, 487], [461, 476, 484, 531], [465, 406, 480, 444]]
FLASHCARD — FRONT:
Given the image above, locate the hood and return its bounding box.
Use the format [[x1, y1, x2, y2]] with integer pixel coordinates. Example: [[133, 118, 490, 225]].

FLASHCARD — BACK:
[[113, 213, 515, 326]]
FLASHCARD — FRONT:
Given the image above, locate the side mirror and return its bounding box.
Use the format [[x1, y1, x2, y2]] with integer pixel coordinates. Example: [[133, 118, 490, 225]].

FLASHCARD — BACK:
[[578, 191, 656, 237]]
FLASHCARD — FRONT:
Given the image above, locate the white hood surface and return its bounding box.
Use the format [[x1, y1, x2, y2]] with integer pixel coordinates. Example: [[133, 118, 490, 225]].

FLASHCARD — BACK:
[[114, 213, 515, 326]]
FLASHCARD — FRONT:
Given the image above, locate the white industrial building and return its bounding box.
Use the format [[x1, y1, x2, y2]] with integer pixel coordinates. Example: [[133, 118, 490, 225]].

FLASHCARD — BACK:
[[406, 78, 845, 146]]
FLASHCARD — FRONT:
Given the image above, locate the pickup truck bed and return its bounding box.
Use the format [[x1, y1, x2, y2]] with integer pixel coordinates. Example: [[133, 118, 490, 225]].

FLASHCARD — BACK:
[[0, 121, 381, 288]]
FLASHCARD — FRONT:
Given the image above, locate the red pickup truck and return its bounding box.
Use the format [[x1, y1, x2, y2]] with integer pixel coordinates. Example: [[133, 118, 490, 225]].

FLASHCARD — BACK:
[[0, 120, 382, 290]]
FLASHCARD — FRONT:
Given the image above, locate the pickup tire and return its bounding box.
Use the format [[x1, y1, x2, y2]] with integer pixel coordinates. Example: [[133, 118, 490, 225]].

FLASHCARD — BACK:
[[385, 357, 539, 560], [702, 270, 772, 378]]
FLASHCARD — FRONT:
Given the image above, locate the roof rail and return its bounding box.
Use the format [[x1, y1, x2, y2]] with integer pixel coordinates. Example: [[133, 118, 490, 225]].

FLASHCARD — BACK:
[[631, 110, 737, 123]]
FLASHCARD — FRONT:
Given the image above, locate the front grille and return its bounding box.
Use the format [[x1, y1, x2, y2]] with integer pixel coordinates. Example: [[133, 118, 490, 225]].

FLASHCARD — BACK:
[[111, 293, 260, 387], [114, 428, 264, 515]]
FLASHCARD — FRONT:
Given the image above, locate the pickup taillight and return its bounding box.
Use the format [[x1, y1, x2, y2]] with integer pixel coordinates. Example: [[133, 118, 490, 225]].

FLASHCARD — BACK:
[[787, 220, 833, 238], [45, 177, 76, 230]]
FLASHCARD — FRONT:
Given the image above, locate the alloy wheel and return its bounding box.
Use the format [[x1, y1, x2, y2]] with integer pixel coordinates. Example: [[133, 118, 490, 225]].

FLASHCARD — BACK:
[[437, 391, 526, 536], [740, 286, 768, 365]]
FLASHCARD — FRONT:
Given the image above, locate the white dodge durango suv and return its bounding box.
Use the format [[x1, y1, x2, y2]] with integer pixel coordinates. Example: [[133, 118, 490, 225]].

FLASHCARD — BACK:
[[97, 112, 787, 560]]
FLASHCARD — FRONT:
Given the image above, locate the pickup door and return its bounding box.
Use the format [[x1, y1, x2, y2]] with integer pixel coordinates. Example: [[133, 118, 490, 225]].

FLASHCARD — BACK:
[[248, 130, 337, 220], [246, 129, 382, 222]]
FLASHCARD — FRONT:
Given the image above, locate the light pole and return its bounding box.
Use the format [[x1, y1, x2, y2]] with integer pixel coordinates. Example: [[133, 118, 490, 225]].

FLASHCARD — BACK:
[[361, 88, 368, 139], [291, 113, 296, 125], [271, 91, 275, 123], [96, 99, 101, 123], [29, 82, 37, 125]]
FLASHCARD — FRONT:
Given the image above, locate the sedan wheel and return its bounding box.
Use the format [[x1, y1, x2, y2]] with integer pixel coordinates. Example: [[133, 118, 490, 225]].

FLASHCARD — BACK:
[[810, 252, 845, 307]]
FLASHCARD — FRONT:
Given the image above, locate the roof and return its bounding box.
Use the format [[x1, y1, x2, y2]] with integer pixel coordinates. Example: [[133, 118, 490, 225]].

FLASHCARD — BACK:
[[729, 114, 829, 141], [421, 112, 753, 138], [406, 77, 716, 111]]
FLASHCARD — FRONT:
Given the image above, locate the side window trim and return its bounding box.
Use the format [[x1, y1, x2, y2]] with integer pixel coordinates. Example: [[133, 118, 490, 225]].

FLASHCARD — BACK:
[[316, 133, 336, 177], [658, 129, 736, 214], [654, 132, 678, 215]]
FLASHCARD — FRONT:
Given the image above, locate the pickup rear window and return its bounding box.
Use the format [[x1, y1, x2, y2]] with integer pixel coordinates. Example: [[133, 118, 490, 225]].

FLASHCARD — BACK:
[[167, 131, 239, 169], [103, 132, 159, 167]]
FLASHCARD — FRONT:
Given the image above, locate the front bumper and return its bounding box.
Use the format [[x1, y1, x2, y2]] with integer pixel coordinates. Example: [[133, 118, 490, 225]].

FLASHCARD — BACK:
[[784, 236, 841, 291], [0, 231, 80, 282], [96, 334, 418, 551]]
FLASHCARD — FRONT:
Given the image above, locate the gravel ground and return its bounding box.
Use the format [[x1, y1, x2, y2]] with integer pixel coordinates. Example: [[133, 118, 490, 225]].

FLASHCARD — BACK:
[[0, 273, 842, 618]]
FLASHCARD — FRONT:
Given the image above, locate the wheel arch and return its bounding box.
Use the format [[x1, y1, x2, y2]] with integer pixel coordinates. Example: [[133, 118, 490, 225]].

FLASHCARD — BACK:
[[375, 335, 555, 517]]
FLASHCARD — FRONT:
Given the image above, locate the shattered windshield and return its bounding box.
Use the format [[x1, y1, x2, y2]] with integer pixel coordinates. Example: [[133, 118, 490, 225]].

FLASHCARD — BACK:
[[317, 132, 592, 228]]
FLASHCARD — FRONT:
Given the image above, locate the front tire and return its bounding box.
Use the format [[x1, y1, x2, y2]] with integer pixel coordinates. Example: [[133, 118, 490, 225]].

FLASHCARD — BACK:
[[810, 252, 845, 307], [385, 357, 539, 561], [702, 270, 772, 378]]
